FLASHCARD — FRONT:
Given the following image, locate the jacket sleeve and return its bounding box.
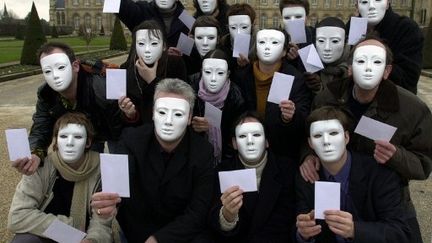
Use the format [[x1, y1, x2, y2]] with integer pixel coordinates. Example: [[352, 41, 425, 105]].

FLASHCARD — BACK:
[[387, 104, 432, 180], [354, 168, 411, 243], [118, 0, 154, 31], [153, 151, 215, 243], [85, 208, 113, 242], [8, 169, 73, 236], [29, 87, 55, 156]]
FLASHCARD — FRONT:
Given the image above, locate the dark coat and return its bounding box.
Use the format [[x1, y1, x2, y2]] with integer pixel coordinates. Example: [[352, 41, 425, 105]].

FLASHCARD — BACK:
[[29, 69, 122, 157], [312, 77, 432, 239], [296, 151, 411, 243], [348, 6, 424, 94], [123, 54, 187, 124], [232, 60, 312, 160], [190, 77, 246, 159], [209, 152, 297, 242], [118, 0, 190, 47], [116, 125, 215, 243]]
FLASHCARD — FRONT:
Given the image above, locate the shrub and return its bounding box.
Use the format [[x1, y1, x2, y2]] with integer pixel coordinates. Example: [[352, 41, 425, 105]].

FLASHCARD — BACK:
[[110, 17, 127, 51], [20, 2, 47, 65]]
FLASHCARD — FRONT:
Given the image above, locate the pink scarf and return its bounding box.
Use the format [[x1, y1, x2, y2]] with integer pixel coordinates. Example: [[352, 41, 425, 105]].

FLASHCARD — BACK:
[[198, 78, 231, 163]]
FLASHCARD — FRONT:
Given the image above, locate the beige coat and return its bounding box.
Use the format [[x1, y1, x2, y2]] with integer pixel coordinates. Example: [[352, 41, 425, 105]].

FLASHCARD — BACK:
[[8, 155, 113, 242]]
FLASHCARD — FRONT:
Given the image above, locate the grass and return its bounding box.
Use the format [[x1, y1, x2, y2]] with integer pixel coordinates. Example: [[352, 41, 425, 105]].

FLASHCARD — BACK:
[[0, 36, 130, 64]]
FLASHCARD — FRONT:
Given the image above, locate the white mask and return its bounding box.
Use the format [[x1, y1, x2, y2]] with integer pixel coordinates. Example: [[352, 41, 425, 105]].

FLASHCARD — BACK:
[[153, 97, 190, 143], [197, 0, 218, 14], [228, 15, 252, 41], [315, 26, 345, 64], [256, 29, 285, 65], [155, 0, 176, 10], [194, 27, 218, 57], [235, 122, 266, 164], [40, 53, 73, 92], [309, 119, 347, 163], [136, 29, 164, 65], [357, 0, 388, 26], [57, 123, 87, 164], [282, 6, 306, 28], [202, 58, 229, 93], [352, 45, 386, 90]]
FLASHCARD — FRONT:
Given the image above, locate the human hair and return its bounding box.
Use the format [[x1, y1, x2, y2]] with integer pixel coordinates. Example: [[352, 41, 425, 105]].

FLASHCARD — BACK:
[[279, 0, 310, 16], [348, 33, 393, 65], [231, 111, 267, 138], [193, 0, 229, 18], [37, 42, 76, 63], [305, 106, 353, 137], [226, 3, 256, 23], [190, 16, 221, 37], [154, 78, 196, 112], [52, 112, 95, 151], [203, 48, 231, 71]]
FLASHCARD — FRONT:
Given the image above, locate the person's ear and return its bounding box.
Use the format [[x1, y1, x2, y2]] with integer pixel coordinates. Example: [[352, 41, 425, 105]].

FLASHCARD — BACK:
[[308, 137, 313, 149], [188, 112, 192, 125], [344, 131, 350, 146], [383, 65, 393, 80], [72, 60, 80, 73], [232, 137, 238, 150], [265, 139, 269, 148], [86, 138, 92, 149]]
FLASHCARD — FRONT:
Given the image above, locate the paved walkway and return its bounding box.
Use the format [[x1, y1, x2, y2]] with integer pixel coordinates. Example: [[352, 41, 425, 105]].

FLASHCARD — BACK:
[[0, 63, 431, 242]]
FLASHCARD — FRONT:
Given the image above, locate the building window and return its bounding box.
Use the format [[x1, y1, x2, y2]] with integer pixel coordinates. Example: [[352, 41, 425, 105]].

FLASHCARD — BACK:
[[61, 12, 65, 25], [324, 0, 330, 8], [96, 0, 103, 5], [401, 0, 407, 6], [85, 14, 91, 28], [96, 15, 102, 31], [272, 15, 279, 28], [85, 0, 90, 6], [337, 0, 342, 6], [350, 0, 355, 6], [57, 12, 61, 25], [73, 0, 79, 5], [261, 0, 267, 5], [260, 15, 267, 28], [311, 0, 317, 5], [74, 15, 80, 30], [273, 0, 279, 5]]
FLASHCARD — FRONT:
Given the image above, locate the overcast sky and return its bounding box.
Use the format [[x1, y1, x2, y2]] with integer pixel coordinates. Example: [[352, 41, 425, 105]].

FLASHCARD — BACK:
[[1, 0, 49, 20]]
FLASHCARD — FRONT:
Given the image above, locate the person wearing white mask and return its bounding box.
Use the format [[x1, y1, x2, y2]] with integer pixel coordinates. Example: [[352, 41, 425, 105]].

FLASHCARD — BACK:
[[300, 37, 430, 243], [190, 49, 245, 162], [117, 0, 189, 48], [219, 3, 256, 70], [8, 113, 113, 243], [119, 20, 186, 125], [193, 0, 230, 35], [296, 106, 411, 243], [208, 111, 296, 242], [91, 79, 215, 243], [304, 17, 350, 94], [352, 0, 423, 94], [232, 28, 311, 159], [279, 0, 315, 72], [11, 42, 122, 176]]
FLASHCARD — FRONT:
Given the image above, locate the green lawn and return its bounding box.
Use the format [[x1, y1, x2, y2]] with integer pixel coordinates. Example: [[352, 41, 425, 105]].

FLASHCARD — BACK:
[[0, 36, 129, 64]]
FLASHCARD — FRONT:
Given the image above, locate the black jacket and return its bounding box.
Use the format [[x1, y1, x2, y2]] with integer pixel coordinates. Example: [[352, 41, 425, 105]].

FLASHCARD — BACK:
[[191, 78, 246, 159], [29, 69, 122, 156], [232, 60, 312, 160], [116, 125, 215, 243], [123, 54, 187, 124], [118, 0, 190, 47], [296, 151, 411, 243], [209, 152, 297, 242]]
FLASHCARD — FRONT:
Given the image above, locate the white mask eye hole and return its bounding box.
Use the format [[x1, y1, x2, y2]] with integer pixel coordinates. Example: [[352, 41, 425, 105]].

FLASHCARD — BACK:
[[238, 134, 247, 139], [44, 70, 52, 74], [174, 112, 184, 118], [355, 58, 366, 64], [258, 40, 266, 45], [272, 40, 279, 45], [217, 71, 225, 75], [313, 134, 322, 138], [331, 39, 340, 44], [317, 39, 325, 44], [59, 134, 67, 139], [329, 131, 339, 136], [208, 36, 216, 40], [253, 133, 261, 137], [58, 65, 66, 70], [374, 60, 383, 65], [158, 110, 166, 115]]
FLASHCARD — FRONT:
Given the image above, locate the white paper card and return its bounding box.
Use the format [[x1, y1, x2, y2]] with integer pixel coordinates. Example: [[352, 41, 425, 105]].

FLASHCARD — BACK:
[[298, 44, 324, 73], [354, 116, 397, 142], [233, 33, 251, 58], [315, 181, 340, 220], [267, 72, 294, 104], [100, 153, 130, 198], [5, 128, 31, 161], [106, 69, 126, 100], [348, 17, 368, 45], [176, 33, 194, 56], [218, 168, 257, 193], [284, 19, 307, 44], [42, 219, 86, 243], [179, 10, 196, 30], [103, 0, 121, 13], [204, 102, 222, 129]]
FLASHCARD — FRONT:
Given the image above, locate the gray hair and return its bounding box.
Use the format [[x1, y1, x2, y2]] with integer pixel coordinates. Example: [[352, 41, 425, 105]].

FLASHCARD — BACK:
[[154, 78, 196, 112]]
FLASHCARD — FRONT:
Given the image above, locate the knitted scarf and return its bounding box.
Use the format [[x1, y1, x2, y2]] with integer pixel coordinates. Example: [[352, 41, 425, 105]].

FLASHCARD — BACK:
[[50, 150, 100, 231], [253, 61, 282, 118], [198, 78, 231, 163]]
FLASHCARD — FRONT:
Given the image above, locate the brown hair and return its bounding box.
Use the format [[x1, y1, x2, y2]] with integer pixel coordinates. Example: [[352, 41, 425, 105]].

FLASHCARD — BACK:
[[37, 42, 76, 63], [306, 106, 353, 137], [190, 15, 221, 37], [231, 111, 266, 138], [52, 112, 95, 151], [348, 33, 393, 65], [226, 3, 256, 23], [279, 0, 310, 15]]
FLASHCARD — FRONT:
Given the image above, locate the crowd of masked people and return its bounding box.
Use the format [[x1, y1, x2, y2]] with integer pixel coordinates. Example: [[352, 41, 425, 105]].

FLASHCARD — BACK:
[[7, 0, 431, 242]]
